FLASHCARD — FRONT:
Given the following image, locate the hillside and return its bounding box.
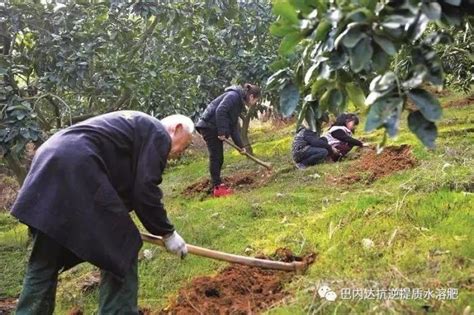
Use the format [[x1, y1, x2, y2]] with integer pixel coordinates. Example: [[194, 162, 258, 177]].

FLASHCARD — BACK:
[[0, 92, 473, 314]]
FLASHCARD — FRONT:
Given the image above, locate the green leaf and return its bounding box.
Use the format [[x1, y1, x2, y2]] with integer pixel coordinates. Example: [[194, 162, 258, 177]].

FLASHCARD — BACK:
[[349, 37, 373, 73], [372, 48, 391, 72], [382, 15, 415, 28], [0, 67, 8, 75], [270, 22, 297, 37], [346, 9, 372, 22], [289, 0, 313, 14], [345, 83, 366, 108], [408, 111, 437, 148], [426, 60, 444, 87], [365, 96, 403, 136], [443, 0, 461, 6], [273, 0, 299, 25], [342, 29, 366, 48], [328, 89, 344, 115], [360, 0, 377, 10], [327, 51, 348, 71], [297, 99, 310, 128], [373, 35, 397, 56], [409, 14, 429, 41], [421, 2, 442, 20], [266, 69, 288, 88], [369, 72, 397, 92], [314, 20, 331, 41], [319, 88, 332, 112], [279, 82, 300, 117], [279, 32, 303, 56], [311, 78, 331, 96], [402, 65, 426, 89], [441, 10, 462, 25], [304, 64, 318, 85], [407, 88, 442, 122]]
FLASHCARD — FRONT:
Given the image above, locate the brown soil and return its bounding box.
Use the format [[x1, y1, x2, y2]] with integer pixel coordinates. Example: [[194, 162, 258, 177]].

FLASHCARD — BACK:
[[0, 174, 19, 211], [0, 298, 17, 315], [183, 171, 272, 197], [330, 145, 417, 185], [158, 249, 314, 315], [79, 271, 101, 293], [67, 307, 84, 315], [423, 85, 451, 98], [442, 94, 474, 108]]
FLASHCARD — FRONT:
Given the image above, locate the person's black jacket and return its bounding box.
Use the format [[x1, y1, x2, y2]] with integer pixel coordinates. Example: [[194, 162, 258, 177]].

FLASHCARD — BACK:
[[292, 127, 332, 162], [196, 86, 245, 148], [11, 111, 174, 278]]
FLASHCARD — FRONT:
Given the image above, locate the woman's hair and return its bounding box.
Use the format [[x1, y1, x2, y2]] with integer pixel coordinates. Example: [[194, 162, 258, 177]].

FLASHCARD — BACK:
[[333, 113, 360, 127], [243, 83, 261, 99]]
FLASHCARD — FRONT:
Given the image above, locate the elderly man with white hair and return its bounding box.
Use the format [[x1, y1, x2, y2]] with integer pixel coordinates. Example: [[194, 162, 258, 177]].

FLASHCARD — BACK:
[[11, 111, 194, 315]]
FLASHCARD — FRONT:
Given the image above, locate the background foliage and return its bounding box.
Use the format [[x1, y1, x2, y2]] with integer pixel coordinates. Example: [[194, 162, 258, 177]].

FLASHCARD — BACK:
[[268, 0, 473, 148], [0, 0, 278, 181]]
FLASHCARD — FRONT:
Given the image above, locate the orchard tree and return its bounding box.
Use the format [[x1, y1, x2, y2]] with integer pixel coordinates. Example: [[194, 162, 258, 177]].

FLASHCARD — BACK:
[[1, 0, 278, 182], [268, 0, 473, 148]]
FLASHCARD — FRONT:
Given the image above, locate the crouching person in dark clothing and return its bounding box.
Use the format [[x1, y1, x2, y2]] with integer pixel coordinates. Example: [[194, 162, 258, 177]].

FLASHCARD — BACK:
[[292, 126, 339, 169], [196, 83, 261, 197], [322, 113, 368, 162], [11, 111, 194, 315]]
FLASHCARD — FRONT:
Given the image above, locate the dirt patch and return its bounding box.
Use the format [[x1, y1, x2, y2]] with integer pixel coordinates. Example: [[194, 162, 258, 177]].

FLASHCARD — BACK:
[[442, 94, 474, 108], [183, 171, 272, 197], [67, 307, 83, 315], [0, 298, 17, 314], [330, 145, 417, 185], [159, 249, 314, 315], [0, 174, 19, 211], [270, 248, 317, 266], [79, 270, 101, 293]]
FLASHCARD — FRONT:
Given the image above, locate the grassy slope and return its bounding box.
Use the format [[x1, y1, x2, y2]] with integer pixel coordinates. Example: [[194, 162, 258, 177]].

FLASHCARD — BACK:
[[0, 93, 472, 314]]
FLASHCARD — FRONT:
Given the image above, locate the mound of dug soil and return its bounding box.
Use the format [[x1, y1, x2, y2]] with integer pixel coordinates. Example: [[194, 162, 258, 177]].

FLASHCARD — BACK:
[[443, 95, 474, 108], [0, 298, 17, 314], [330, 145, 417, 185], [158, 249, 313, 315], [183, 171, 271, 197]]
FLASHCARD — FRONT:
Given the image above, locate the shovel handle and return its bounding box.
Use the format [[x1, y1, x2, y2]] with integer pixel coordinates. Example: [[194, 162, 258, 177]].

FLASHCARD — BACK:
[[141, 232, 306, 272], [222, 138, 272, 170]]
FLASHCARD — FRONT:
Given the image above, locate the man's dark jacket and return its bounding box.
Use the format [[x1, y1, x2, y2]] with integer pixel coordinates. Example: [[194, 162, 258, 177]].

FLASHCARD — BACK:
[[196, 86, 244, 148], [11, 111, 175, 278]]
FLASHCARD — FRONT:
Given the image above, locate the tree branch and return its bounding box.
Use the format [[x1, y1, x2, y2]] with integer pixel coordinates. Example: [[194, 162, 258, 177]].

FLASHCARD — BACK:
[[45, 96, 61, 128]]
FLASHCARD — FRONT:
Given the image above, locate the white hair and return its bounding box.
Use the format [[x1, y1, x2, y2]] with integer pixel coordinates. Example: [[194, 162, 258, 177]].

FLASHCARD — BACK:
[[161, 114, 195, 133]]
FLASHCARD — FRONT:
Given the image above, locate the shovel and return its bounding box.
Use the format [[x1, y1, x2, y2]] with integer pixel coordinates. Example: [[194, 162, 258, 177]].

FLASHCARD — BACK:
[[141, 232, 307, 272], [222, 138, 272, 170]]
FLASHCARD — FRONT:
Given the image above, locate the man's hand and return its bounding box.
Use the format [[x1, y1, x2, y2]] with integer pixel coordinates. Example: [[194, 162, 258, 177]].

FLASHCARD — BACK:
[[362, 142, 370, 147], [218, 135, 228, 141], [240, 147, 247, 155], [163, 231, 187, 258], [332, 147, 340, 155]]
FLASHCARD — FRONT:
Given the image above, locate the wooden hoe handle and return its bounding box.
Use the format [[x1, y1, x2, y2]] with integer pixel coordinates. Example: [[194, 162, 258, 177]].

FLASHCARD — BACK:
[[222, 138, 272, 170], [141, 232, 306, 272]]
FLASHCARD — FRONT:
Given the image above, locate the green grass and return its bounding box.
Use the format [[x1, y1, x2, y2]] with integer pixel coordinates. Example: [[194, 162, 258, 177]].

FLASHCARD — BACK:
[[1, 91, 473, 314]]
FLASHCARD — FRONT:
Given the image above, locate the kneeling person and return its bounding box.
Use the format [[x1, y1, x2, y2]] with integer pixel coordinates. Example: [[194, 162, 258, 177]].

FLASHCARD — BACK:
[[292, 126, 338, 169]]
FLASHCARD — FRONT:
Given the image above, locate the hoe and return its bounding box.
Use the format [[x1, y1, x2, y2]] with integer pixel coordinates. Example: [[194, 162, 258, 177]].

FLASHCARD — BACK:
[[141, 232, 307, 272]]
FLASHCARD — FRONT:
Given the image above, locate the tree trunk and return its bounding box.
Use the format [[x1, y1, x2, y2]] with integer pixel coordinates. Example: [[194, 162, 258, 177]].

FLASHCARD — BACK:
[[4, 154, 27, 185], [240, 108, 255, 155]]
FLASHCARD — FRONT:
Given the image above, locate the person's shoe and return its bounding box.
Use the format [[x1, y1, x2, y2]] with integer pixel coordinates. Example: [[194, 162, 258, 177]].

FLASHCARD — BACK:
[[295, 163, 306, 170], [213, 184, 233, 197]]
